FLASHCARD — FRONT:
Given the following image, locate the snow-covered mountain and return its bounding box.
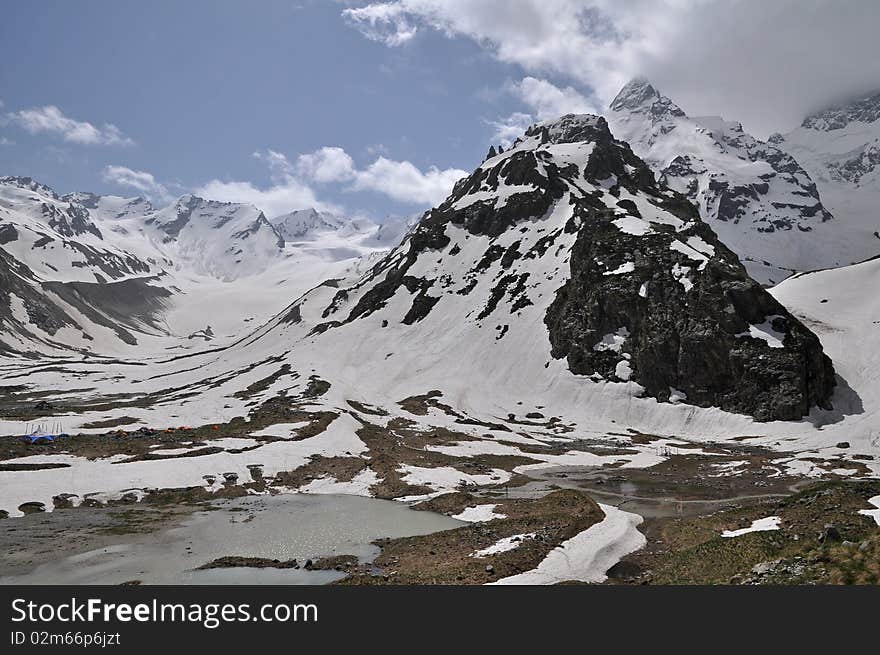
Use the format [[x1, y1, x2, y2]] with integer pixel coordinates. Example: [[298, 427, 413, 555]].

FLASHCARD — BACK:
[[773, 90, 880, 255], [606, 80, 870, 285], [0, 179, 402, 357], [8, 114, 880, 519], [198, 114, 836, 422], [272, 208, 361, 241]]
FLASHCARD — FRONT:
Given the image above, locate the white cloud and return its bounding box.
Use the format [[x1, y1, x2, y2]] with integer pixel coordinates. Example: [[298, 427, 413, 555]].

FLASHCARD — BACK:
[[102, 165, 172, 203], [195, 146, 466, 218], [194, 178, 328, 218], [8, 105, 133, 145], [294, 145, 467, 205], [343, 0, 880, 137], [487, 112, 533, 148], [0, 136, 13, 147], [296, 147, 356, 183], [351, 156, 466, 205], [514, 77, 596, 119], [343, 3, 419, 46], [485, 78, 594, 148]]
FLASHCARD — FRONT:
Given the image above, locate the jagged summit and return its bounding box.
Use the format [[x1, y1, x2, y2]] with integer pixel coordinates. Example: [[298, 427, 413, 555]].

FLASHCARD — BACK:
[[271, 208, 348, 241], [610, 78, 658, 110], [609, 78, 686, 118], [801, 90, 880, 131], [0, 175, 60, 199], [606, 80, 848, 284]]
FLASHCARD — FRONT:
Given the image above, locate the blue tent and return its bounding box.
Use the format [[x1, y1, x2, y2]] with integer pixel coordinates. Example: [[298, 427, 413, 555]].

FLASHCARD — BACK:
[[24, 431, 55, 444]]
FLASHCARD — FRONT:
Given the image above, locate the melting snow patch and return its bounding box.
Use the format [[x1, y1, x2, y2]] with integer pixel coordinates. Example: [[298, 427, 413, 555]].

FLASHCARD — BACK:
[[472, 533, 536, 557], [604, 261, 635, 276], [453, 504, 506, 523], [489, 504, 645, 585], [398, 465, 512, 491], [668, 387, 688, 403], [671, 263, 693, 292], [737, 316, 786, 349], [297, 468, 379, 497], [721, 516, 781, 537], [858, 495, 880, 526], [615, 359, 632, 381], [670, 239, 709, 270], [612, 215, 653, 237], [638, 282, 648, 298], [686, 235, 715, 257], [593, 327, 630, 353]]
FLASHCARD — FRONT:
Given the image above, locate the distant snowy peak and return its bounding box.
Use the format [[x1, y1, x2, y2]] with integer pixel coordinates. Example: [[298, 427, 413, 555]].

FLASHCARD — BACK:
[[607, 79, 840, 284], [775, 91, 880, 258], [0, 176, 60, 200], [271, 208, 353, 241], [142, 195, 284, 279], [801, 90, 880, 131], [147, 194, 279, 242], [371, 213, 419, 246], [63, 192, 154, 220]]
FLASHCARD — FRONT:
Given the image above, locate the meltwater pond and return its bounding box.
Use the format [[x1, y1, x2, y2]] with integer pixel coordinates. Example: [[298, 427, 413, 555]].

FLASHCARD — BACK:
[[0, 494, 464, 585]]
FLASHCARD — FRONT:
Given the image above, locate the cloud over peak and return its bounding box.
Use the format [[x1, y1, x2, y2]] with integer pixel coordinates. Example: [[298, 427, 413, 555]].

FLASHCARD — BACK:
[[101, 165, 171, 203], [344, 0, 880, 137]]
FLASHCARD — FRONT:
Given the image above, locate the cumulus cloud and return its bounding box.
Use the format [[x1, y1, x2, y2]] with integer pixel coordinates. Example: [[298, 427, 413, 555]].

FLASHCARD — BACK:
[[101, 165, 172, 203], [295, 147, 357, 183], [514, 77, 596, 119], [8, 105, 134, 145], [350, 156, 466, 205], [343, 0, 880, 137], [295, 146, 467, 205], [195, 178, 328, 218], [195, 146, 466, 218]]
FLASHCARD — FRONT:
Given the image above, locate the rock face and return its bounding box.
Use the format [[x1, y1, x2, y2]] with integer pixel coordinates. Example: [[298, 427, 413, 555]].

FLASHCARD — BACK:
[[543, 198, 835, 421], [607, 79, 846, 285], [293, 113, 836, 421]]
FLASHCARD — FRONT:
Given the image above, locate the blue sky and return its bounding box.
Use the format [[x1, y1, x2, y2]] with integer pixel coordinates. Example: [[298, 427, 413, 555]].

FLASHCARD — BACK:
[[2, 1, 878, 220], [0, 0, 528, 217]]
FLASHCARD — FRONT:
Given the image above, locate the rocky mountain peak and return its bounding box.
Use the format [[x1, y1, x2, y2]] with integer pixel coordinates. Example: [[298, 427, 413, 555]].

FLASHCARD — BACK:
[[609, 78, 660, 111], [528, 113, 613, 145], [0, 175, 59, 199], [801, 90, 880, 131], [609, 78, 686, 120]]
